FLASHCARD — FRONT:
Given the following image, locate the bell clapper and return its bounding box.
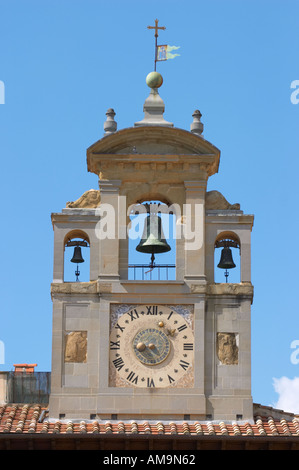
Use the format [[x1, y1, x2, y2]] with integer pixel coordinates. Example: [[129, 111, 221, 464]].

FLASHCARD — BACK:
[[144, 253, 156, 274], [145, 253, 156, 274], [75, 265, 80, 282]]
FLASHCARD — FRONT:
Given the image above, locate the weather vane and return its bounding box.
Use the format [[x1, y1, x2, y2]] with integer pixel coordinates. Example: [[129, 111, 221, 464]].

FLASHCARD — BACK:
[[147, 19, 180, 71]]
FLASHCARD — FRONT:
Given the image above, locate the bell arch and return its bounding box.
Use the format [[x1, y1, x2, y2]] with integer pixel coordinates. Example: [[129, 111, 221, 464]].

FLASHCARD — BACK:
[[64, 230, 90, 282], [125, 184, 185, 215], [125, 198, 178, 281], [214, 231, 241, 283]]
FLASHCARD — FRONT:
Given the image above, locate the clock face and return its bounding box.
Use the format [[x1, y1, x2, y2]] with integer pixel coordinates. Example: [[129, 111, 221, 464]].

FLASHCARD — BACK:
[[109, 305, 194, 388]]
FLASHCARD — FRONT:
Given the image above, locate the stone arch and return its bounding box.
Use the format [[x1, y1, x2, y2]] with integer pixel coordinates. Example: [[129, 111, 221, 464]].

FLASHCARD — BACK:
[[64, 230, 90, 247], [215, 231, 240, 249], [124, 184, 184, 219], [127, 197, 177, 281]]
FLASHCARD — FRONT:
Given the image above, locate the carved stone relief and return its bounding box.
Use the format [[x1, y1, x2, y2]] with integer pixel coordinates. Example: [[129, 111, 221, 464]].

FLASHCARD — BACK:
[[216, 332, 238, 365], [64, 331, 87, 363], [66, 189, 100, 208], [206, 190, 240, 210]]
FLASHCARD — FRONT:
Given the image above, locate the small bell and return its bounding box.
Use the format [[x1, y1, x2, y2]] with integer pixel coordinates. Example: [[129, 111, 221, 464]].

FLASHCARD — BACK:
[[217, 246, 236, 282], [71, 246, 85, 264], [71, 246, 85, 281]]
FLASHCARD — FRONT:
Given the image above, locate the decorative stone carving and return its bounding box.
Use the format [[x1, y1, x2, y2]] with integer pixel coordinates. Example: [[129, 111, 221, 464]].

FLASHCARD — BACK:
[[104, 108, 117, 135], [64, 331, 87, 363], [66, 189, 100, 208], [217, 332, 238, 365], [206, 190, 240, 210], [190, 109, 204, 136]]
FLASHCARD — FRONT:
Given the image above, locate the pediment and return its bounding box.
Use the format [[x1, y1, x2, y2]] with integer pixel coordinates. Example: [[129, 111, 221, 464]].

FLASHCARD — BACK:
[[87, 126, 220, 177], [87, 125, 220, 156]]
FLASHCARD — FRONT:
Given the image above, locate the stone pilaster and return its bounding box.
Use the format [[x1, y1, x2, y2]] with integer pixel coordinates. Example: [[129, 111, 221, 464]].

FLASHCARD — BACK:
[[184, 180, 207, 283], [98, 180, 122, 280]]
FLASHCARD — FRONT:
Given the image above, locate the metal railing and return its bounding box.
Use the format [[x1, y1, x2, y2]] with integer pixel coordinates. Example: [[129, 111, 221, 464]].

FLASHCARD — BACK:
[[128, 264, 176, 281]]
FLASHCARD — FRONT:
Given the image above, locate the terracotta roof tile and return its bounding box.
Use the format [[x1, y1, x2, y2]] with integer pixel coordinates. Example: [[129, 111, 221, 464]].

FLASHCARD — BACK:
[[207, 421, 215, 435], [117, 421, 125, 434], [1, 404, 299, 441], [293, 418, 299, 435], [169, 421, 178, 434], [219, 421, 228, 435], [232, 422, 241, 435], [194, 421, 203, 435]]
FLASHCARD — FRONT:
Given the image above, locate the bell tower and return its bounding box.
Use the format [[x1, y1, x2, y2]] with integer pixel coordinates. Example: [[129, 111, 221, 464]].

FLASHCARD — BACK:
[[49, 71, 254, 421]]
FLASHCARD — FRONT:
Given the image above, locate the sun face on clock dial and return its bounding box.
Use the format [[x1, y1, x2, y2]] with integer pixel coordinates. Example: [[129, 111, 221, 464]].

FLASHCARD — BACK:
[[109, 305, 194, 388]]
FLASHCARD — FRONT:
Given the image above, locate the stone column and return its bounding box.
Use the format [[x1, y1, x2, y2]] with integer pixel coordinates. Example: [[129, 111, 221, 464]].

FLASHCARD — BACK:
[[98, 180, 122, 280], [240, 230, 252, 283], [184, 181, 206, 282], [52, 227, 65, 283]]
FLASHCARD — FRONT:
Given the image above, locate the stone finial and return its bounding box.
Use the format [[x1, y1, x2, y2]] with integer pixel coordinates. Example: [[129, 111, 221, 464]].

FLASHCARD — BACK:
[[104, 108, 117, 135], [134, 72, 173, 128], [190, 109, 204, 136]]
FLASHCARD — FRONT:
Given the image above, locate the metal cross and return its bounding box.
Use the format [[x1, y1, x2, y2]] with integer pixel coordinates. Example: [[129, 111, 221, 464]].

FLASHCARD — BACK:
[[147, 18, 166, 38], [147, 19, 166, 71]]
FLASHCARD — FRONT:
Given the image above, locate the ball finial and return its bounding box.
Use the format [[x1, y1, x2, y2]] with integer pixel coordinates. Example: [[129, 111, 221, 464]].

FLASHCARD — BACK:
[[146, 71, 163, 89]]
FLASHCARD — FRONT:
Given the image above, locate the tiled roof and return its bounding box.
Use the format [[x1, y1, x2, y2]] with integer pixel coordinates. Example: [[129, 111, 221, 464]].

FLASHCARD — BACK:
[[0, 403, 299, 438]]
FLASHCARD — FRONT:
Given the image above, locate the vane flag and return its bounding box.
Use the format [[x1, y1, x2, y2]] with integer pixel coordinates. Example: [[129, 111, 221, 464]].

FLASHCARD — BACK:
[[156, 45, 180, 61], [147, 19, 180, 71]]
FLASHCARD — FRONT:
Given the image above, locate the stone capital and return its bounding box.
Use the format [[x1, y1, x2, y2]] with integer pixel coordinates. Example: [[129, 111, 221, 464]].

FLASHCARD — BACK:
[[184, 180, 207, 195], [99, 179, 122, 194]]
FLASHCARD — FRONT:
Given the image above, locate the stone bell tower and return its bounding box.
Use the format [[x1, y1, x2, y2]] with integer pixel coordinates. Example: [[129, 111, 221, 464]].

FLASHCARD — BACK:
[[49, 72, 254, 421]]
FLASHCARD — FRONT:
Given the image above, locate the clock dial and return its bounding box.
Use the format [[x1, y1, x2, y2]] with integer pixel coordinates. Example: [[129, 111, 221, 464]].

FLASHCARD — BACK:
[[133, 328, 171, 365], [109, 305, 194, 388]]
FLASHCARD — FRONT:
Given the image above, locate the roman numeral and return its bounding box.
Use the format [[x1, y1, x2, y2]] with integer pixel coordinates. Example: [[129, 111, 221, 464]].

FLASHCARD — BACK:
[[109, 340, 120, 350], [112, 356, 125, 371], [179, 359, 190, 370], [147, 377, 155, 387], [177, 324, 187, 332], [167, 311, 173, 320], [183, 343, 193, 350], [127, 309, 139, 321], [168, 375, 175, 384], [146, 305, 158, 315], [127, 371, 138, 384], [115, 323, 125, 333]]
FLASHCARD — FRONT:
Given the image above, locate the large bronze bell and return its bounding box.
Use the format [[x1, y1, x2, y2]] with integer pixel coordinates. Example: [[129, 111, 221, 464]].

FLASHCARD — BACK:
[[136, 214, 171, 266], [71, 246, 85, 264], [217, 246, 236, 282]]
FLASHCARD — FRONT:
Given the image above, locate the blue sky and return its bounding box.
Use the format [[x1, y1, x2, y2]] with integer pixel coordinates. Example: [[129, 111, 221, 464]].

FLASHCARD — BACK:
[[0, 0, 299, 413]]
